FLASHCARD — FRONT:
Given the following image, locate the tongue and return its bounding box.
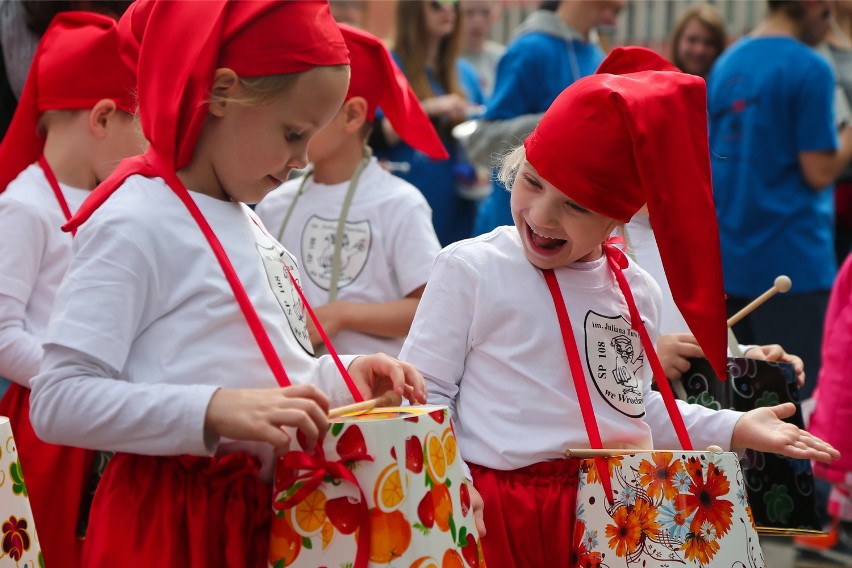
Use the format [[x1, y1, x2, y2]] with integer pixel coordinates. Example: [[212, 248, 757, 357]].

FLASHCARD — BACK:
[[532, 232, 565, 250]]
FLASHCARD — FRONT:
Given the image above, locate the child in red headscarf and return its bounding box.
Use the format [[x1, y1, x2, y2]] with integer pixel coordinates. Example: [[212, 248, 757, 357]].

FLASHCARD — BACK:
[[399, 46, 839, 567], [0, 12, 141, 568], [27, 2, 426, 567], [255, 25, 445, 359]]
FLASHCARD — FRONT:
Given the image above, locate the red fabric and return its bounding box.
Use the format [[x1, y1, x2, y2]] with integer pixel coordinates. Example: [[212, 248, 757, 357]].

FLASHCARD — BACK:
[[470, 461, 580, 568], [117, 0, 348, 173], [0, 384, 93, 568], [523, 46, 728, 383], [83, 453, 271, 568], [603, 244, 693, 450], [338, 24, 448, 160], [0, 11, 135, 192], [67, 0, 347, 230]]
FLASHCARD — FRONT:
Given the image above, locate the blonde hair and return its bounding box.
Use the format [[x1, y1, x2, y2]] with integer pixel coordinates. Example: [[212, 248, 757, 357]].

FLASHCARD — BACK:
[[393, 1, 465, 102], [209, 66, 349, 107], [497, 145, 526, 190], [670, 3, 727, 75]]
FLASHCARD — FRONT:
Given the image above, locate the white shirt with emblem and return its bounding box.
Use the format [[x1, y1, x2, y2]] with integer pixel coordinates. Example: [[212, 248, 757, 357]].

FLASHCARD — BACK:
[[0, 164, 90, 387], [30, 175, 359, 480], [255, 158, 441, 357], [400, 227, 742, 472]]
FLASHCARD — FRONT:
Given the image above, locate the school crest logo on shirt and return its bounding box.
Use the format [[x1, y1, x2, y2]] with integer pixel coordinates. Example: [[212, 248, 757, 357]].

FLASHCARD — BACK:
[[256, 243, 314, 355], [300, 215, 371, 291], [584, 311, 645, 418]]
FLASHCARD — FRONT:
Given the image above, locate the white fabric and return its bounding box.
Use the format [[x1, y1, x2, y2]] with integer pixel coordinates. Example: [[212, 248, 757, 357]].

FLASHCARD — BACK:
[[400, 227, 741, 471], [31, 175, 359, 480], [0, 164, 89, 386], [623, 213, 690, 336], [255, 158, 440, 357]]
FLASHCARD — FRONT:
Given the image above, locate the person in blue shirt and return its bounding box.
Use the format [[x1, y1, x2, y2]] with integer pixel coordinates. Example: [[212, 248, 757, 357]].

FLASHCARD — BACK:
[[464, 0, 623, 235], [707, 0, 852, 402], [372, 0, 484, 246]]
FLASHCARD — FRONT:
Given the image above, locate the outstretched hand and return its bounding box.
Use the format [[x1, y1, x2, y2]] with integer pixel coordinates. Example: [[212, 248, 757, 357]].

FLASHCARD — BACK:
[[731, 403, 839, 464], [349, 353, 427, 407]]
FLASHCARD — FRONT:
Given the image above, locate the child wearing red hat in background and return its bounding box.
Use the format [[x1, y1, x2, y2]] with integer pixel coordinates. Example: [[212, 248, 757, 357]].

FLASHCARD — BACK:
[[255, 25, 444, 359], [399, 46, 839, 567], [0, 12, 142, 568], [27, 2, 425, 567]]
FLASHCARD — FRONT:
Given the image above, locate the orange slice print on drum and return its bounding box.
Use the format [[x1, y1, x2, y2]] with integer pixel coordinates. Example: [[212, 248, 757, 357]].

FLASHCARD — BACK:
[[442, 549, 465, 568], [269, 513, 302, 566], [374, 463, 406, 512], [321, 520, 335, 550], [369, 508, 412, 563], [442, 427, 457, 467], [290, 488, 327, 537], [425, 431, 448, 484], [410, 557, 439, 568]]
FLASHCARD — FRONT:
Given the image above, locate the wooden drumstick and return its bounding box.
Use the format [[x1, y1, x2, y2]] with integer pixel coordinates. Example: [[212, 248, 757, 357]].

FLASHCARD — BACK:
[[726, 275, 792, 328]]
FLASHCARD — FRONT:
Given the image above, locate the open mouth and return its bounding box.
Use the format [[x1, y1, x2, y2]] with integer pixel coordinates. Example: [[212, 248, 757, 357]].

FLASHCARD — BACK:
[[267, 175, 283, 187], [527, 222, 566, 252]]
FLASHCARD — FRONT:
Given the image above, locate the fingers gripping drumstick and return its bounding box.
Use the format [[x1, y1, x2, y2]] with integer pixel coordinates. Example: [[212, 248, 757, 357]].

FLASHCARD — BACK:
[[727, 275, 792, 328]]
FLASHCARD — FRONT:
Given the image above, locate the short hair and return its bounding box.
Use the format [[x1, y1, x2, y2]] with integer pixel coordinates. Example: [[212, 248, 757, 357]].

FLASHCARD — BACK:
[[669, 3, 727, 73], [767, 0, 806, 19], [209, 66, 348, 108]]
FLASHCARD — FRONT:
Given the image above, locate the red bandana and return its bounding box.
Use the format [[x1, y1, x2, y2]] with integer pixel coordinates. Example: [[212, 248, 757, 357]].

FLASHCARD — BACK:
[[525, 47, 727, 382], [66, 0, 350, 232], [339, 24, 447, 160], [0, 11, 136, 192]]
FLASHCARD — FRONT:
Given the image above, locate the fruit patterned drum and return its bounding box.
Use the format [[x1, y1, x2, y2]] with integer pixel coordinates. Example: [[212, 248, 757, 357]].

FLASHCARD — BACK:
[[269, 405, 484, 568]]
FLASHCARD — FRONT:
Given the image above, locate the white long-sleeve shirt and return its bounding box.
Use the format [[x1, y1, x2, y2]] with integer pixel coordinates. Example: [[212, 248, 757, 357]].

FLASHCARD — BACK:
[[400, 227, 741, 471]]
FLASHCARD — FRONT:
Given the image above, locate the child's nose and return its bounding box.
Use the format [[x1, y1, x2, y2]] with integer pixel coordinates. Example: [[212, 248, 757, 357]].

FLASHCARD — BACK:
[[528, 197, 558, 227], [287, 150, 309, 171]]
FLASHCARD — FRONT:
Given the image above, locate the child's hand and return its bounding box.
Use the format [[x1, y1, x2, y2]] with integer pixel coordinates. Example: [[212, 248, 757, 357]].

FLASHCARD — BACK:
[[730, 402, 839, 464], [204, 384, 330, 455], [348, 354, 427, 406], [744, 344, 806, 387], [468, 481, 487, 537], [656, 333, 704, 380]]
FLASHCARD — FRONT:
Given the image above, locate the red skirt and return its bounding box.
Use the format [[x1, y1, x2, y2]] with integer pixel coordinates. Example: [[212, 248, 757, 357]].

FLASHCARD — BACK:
[[470, 460, 581, 568], [83, 452, 271, 568], [0, 383, 93, 568]]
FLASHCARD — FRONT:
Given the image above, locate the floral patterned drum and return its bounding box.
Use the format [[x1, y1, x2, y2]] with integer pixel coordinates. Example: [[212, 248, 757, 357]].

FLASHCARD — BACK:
[[0, 416, 42, 567], [574, 450, 764, 567]]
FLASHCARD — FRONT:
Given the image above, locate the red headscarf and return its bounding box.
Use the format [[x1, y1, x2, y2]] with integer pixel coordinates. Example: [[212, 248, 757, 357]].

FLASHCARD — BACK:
[[339, 24, 447, 160], [0, 11, 136, 192], [66, 0, 350, 232], [524, 46, 728, 382]]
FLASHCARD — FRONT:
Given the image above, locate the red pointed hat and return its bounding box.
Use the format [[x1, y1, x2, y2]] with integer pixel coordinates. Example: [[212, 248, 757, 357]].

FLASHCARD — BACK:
[[0, 11, 136, 192], [524, 46, 728, 382], [66, 0, 349, 232], [119, 0, 349, 173], [338, 24, 447, 160]]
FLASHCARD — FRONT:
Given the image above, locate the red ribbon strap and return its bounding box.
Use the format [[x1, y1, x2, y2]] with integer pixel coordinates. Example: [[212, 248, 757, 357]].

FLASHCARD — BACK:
[[39, 156, 75, 236], [275, 444, 373, 568], [542, 268, 615, 502], [603, 243, 692, 451]]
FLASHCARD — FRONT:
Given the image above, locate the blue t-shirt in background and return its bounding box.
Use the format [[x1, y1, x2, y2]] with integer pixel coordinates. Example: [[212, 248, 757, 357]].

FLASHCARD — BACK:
[[376, 56, 484, 247], [473, 32, 604, 235], [708, 36, 838, 296]]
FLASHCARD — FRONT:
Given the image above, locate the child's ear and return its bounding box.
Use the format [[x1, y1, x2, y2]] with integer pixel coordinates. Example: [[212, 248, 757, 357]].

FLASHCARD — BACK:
[[208, 68, 241, 117], [342, 96, 368, 134], [89, 99, 119, 138]]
